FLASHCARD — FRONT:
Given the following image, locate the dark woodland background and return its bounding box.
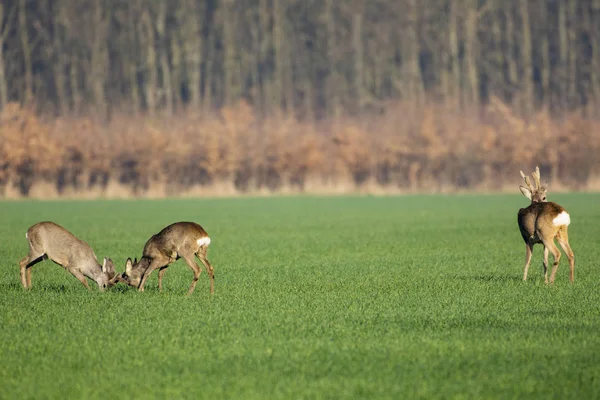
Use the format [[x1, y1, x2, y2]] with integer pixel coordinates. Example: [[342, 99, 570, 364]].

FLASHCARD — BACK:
[[1, 0, 600, 197]]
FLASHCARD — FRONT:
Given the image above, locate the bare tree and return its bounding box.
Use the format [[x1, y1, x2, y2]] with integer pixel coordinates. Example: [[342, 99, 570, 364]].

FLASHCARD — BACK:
[[519, 0, 534, 116], [351, 2, 365, 115], [140, 5, 157, 116], [19, 0, 34, 105], [0, 3, 15, 111], [537, 0, 551, 107], [89, 0, 108, 117], [463, 0, 479, 107], [156, 0, 173, 116]]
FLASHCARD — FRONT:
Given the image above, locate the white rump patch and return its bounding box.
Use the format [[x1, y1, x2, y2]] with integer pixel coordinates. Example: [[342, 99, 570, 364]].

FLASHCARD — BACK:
[[553, 211, 571, 227], [197, 237, 211, 247]]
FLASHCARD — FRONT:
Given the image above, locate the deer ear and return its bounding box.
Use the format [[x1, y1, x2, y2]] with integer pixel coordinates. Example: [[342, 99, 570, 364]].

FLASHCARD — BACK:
[[125, 258, 133, 275], [105, 258, 115, 273], [102, 257, 108, 273], [519, 185, 532, 200], [134, 257, 138, 264]]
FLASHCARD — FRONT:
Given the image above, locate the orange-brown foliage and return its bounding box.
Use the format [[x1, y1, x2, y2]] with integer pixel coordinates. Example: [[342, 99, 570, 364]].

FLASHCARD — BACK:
[[1, 99, 599, 198]]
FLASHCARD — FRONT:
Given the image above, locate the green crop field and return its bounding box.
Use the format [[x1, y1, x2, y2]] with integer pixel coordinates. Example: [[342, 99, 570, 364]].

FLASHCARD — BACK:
[[1, 194, 599, 399]]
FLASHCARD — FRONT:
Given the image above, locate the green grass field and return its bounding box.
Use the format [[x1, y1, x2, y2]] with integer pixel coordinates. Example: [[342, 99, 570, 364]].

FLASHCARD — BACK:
[[1, 194, 599, 399]]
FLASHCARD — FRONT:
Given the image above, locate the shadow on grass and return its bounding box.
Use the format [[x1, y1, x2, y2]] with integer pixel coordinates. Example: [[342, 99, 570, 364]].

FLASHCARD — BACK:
[[0, 281, 194, 295], [0, 282, 70, 292], [451, 274, 524, 283], [0, 282, 28, 291], [0, 282, 138, 294]]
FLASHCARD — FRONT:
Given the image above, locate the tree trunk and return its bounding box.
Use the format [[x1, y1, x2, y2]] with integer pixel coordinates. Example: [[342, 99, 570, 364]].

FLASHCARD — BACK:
[[538, 0, 551, 108], [141, 9, 157, 117], [157, 0, 173, 116], [170, 35, 182, 111], [0, 3, 11, 111], [505, 2, 518, 104], [53, 2, 68, 115], [566, 0, 578, 109], [557, 0, 568, 111], [258, 0, 271, 114], [352, 10, 364, 115], [19, 0, 33, 105], [403, 0, 424, 106], [591, 0, 600, 109], [448, 1, 460, 109], [463, 0, 479, 107], [68, 54, 80, 115], [324, 0, 340, 119], [180, 0, 203, 111], [273, 0, 286, 113], [203, 28, 215, 113], [519, 0, 534, 117], [124, 1, 140, 115], [90, 0, 108, 118], [248, 5, 262, 115], [222, 0, 238, 107]]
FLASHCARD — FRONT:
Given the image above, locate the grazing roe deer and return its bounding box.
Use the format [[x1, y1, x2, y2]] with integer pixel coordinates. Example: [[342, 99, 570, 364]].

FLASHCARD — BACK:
[[19, 221, 120, 290], [518, 167, 575, 283], [120, 222, 215, 295]]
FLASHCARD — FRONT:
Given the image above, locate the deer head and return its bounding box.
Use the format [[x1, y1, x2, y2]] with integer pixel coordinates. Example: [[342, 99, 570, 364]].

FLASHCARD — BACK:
[[519, 166, 548, 203], [120, 257, 148, 288], [99, 257, 122, 289]]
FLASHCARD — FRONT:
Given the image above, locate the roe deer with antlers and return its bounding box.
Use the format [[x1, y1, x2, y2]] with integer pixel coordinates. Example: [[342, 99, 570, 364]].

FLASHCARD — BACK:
[[19, 221, 120, 290], [120, 222, 215, 295], [518, 167, 575, 283]]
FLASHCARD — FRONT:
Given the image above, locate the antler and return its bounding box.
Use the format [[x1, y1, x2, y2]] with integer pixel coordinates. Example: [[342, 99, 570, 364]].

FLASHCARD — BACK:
[[520, 170, 534, 192], [531, 166, 542, 190]]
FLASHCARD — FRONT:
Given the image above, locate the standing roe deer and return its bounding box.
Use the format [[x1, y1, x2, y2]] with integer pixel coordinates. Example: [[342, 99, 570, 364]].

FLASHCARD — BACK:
[[518, 167, 575, 283], [120, 221, 215, 295], [19, 221, 120, 290]]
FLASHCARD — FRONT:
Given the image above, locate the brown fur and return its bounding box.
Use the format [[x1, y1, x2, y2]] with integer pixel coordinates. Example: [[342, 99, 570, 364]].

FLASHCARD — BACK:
[[518, 168, 575, 283], [121, 222, 215, 295], [19, 221, 119, 290]]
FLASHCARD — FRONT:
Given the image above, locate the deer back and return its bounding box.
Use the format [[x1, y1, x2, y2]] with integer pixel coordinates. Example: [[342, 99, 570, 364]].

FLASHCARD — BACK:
[[27, 222, 98, 269], [122, 222, 211, 288], [518, 202, 569, 243], [26, 221, 117, 287], [143, 221, 210, 259]]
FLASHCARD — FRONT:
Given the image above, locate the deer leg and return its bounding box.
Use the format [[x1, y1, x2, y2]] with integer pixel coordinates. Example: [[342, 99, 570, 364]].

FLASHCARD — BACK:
[[523, 243, 533, 281], [138, 258, 166, 292], [19, 253, 45, 289], [556, 228, 575, 283], [181, 255, 202, 296], [196, 249, 215, 295], [26, 268, 33, 288], [158, 267, 168, 292], [69, 269, 91, 290], [543, 239, 562, 284], [543, 247, 549, 284]]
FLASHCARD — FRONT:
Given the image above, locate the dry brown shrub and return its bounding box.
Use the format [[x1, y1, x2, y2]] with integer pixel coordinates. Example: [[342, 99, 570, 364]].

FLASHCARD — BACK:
[[332, 123, 375, 186], [0, 103, 64, 194], [2, 97, 600, 198]]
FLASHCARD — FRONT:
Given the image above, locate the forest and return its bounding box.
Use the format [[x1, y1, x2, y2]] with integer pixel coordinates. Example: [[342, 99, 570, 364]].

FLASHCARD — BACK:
[[1, 0, 599, 197]]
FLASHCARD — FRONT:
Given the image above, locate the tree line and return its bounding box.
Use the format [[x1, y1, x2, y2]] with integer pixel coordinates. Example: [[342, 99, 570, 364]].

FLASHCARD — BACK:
[[1, 0, 600, 197], [2, 0, 599, 117]]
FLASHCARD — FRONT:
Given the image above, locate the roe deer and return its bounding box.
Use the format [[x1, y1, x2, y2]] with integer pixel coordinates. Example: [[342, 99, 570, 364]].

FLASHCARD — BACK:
[[518, 167, 575, 283], [120, 222, 215, 295], [19, 221, 120, 290]]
